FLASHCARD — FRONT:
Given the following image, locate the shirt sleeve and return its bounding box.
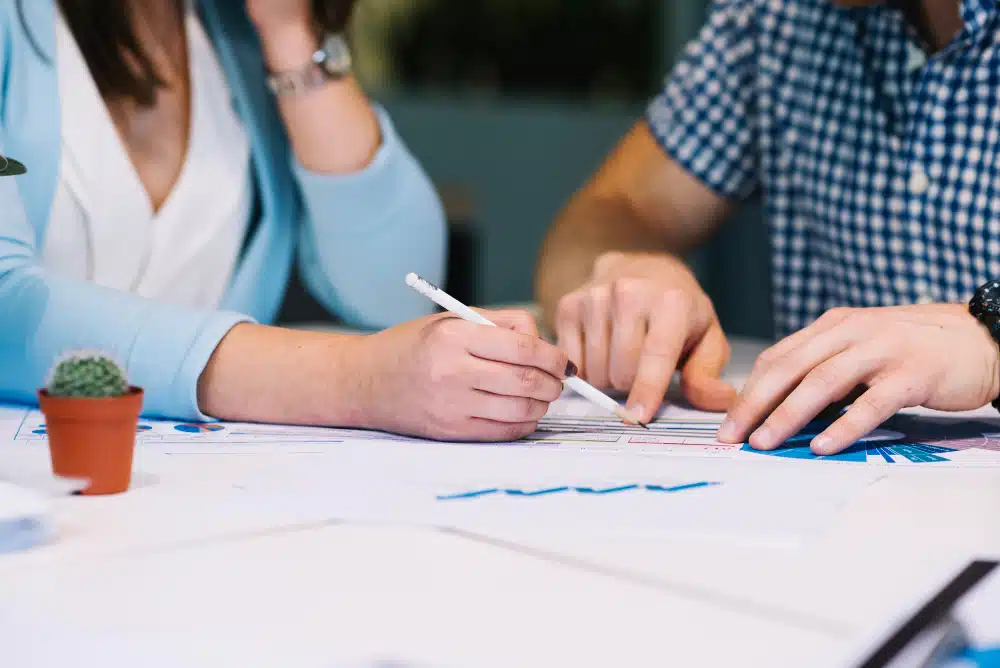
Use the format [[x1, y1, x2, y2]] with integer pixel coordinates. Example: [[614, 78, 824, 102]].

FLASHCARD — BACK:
[[645, 0, 759, 200], [293, 105, 448, 331], [0, 158, 253, 421]]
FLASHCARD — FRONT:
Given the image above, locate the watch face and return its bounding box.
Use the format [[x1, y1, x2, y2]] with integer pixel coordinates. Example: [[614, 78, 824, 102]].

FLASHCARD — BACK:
[[972, 280, 1000, 317], [321, 33, 352, 76], [0, 155, 26, 176]]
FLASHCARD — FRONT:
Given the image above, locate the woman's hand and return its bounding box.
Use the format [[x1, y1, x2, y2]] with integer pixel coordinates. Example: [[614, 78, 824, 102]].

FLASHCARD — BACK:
[[356, 310, 575, 441], [718, 304, 1000, 455]]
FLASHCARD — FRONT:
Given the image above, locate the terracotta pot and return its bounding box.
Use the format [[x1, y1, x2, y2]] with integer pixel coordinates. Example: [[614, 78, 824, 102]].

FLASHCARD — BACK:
[[37, 387, 144, 496]]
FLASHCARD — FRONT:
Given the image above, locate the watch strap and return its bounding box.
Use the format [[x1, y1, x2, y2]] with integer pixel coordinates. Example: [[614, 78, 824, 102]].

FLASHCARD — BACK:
[[969, 281, 1000, 412], [266, 33, 351, 97], [267, 61, 333, 96]]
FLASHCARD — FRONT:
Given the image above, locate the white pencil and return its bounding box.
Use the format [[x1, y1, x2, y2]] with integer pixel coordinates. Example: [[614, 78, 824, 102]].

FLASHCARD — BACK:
[[405, 273, 647, 428]]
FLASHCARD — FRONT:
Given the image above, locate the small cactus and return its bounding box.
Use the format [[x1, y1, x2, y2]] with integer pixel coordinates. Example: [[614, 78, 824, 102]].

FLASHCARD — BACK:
[[47, 351, 129, 398]]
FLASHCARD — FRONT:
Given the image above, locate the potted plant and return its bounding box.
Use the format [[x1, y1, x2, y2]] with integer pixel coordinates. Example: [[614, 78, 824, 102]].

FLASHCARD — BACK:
[[37, 352, 143, 495]]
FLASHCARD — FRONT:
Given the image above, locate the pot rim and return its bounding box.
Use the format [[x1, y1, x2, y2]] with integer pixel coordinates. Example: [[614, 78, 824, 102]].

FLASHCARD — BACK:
[[38, 386, 144, 401]]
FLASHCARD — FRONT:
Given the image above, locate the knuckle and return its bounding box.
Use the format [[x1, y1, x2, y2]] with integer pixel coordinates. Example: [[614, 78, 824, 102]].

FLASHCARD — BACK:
[[518, 397, 539, 421], [509, 309, 535, 329], [609, 367, 636, 393], [804, 363, 842, 390], [428, 318, 464, 345], [516, 335, 540, 361], [658, 287, 693, 314], [586, 284, 613, 306], [823, 307, 853, 324], [540, 379, 563, 402], [841, 309, 870, 329], [851, 392, 892, 420], [594, 251, 626, 274], [755, 346, 780, 368], [517, 366, 541, 392], [555, 293, 582, 325], [612, 278, 650, 307], [506, 423, 535, 441]]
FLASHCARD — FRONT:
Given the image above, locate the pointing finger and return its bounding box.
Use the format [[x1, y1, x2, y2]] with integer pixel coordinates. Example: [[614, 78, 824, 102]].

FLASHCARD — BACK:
[[625, 297, 691, 423]]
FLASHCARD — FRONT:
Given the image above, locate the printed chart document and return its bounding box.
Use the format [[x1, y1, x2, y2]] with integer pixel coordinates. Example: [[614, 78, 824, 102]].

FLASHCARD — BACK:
[[232, 440, 882, 549], [4, 392, 996, 556], [6, 394, 1000, 466]]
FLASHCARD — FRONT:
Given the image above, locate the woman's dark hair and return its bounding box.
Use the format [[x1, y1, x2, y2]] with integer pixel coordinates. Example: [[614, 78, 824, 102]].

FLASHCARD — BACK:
[[52, 0, 354, 107]]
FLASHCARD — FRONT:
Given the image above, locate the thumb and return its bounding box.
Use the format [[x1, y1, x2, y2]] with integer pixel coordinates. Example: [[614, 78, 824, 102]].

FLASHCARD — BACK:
[[680, 323, 737, 412]]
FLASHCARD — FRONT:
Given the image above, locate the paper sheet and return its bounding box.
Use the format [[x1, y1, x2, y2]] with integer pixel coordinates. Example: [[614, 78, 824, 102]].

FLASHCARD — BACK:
[[231, 440, 882, 549], [6, 394, 994, 555], [0, 482, 50, 554], [6, 394, 1000, 466]]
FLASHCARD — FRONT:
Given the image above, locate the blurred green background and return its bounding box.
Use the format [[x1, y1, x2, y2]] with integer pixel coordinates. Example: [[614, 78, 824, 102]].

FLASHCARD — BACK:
[[283, 0, 773, 340]]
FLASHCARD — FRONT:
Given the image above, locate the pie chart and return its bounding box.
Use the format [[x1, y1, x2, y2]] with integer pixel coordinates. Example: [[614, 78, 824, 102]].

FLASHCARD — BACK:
[[741, 427, 958, 463], [173, 423, 226, 434]]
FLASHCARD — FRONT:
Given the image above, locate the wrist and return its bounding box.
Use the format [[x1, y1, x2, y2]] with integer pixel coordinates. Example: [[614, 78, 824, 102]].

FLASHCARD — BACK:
[[311, 332, 376, 428], [982, 315, 1000, 405]]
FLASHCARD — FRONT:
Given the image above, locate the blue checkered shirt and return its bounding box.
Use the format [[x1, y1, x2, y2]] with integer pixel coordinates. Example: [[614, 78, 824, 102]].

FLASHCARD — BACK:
[[647, 0, 1000, 338]]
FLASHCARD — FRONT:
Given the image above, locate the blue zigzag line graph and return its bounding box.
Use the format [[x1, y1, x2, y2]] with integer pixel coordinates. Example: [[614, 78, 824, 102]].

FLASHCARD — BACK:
[[436, 481, 720, 501]]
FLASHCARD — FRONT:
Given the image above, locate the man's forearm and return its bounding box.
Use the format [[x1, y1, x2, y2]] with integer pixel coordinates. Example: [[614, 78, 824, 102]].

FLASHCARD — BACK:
[[197, 323, 370, 426], [535, 194, 673, 325]]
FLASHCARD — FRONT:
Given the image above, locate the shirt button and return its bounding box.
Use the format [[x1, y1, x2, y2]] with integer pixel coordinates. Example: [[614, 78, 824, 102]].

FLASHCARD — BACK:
[[909, 168, 930, 195], [907, 42, 928, 72]]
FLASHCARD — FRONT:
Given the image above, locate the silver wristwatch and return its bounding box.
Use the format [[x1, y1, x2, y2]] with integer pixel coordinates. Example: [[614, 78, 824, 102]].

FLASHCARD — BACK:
[[266, 33, 352, 97]]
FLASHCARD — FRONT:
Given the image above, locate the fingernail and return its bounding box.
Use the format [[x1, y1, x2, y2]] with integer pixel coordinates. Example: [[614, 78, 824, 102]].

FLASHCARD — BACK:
[[565, 361, 578, 378], [750, 425, 774, 450], [717, 418, 739, 442], [812, 435, 833, 454], [627, 405, 646, 423]]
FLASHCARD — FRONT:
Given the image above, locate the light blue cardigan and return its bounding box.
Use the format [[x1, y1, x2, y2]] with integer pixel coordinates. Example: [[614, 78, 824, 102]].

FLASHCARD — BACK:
[[0, 0, 447, 419]]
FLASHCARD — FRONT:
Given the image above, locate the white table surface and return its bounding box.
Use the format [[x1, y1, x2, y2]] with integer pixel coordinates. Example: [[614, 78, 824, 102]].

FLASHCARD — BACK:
[[1, 335, 998, 667]]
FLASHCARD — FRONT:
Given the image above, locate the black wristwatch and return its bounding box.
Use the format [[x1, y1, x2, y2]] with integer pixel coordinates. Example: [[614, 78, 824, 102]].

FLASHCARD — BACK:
[[0, 154, 26, 176], [969, 280, 1000, 411]]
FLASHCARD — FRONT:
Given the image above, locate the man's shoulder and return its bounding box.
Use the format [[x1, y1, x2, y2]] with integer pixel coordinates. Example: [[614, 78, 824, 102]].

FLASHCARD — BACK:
[[708, 0, 843, 25], [701, 0, 856, 50]]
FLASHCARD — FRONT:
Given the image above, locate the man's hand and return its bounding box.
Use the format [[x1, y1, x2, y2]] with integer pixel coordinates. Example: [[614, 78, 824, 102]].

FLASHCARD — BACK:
[[719, 304, 1000, 454], [553, 251, 737, 424]]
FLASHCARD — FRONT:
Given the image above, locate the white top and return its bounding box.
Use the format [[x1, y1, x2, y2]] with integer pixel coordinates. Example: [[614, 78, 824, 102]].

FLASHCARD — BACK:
[[43, 7, 252, 310]]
